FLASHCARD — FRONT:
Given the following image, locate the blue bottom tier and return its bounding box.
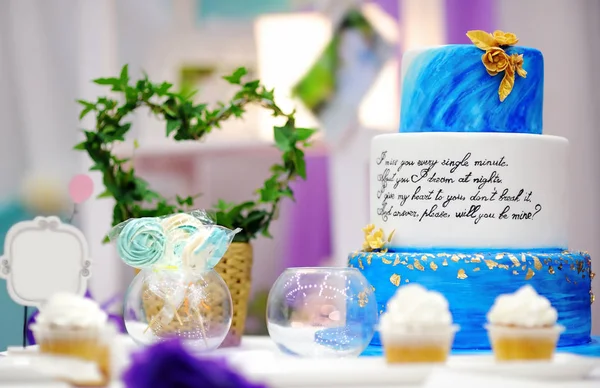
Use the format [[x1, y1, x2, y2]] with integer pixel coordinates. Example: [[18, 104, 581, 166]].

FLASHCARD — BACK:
[[348, 249, 593, 350]]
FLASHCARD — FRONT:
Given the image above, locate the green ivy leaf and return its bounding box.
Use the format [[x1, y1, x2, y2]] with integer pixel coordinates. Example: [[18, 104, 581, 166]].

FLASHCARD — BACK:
[[223, 67, 247, 85], [119, 64, 129, 85], [97, 190, 113, 199], [93, 77, 121, 88], [295, 128, 316, 142], [73, 142, 87, 151], [273, 125, 294, 152], [166, 119, 182, 136]]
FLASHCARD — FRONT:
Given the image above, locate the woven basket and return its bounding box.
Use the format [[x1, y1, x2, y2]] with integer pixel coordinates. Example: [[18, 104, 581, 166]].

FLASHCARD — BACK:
[[214, 242, 253, 347]]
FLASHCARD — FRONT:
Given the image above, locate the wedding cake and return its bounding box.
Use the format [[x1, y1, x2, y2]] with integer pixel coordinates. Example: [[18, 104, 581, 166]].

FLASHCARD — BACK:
[[349, 31, 594, 350]]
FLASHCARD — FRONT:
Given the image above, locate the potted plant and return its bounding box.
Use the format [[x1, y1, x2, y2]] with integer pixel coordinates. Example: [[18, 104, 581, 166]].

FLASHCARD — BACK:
[[74, 65, 316, 345]]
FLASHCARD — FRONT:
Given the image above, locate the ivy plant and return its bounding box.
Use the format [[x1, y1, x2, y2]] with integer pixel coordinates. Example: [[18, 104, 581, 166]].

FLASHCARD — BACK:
[[75, 65, 316, 243]]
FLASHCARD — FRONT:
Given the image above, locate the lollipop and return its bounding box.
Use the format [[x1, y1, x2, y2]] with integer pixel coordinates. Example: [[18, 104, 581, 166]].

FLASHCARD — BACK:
[[117, 218, 167, 269], [161, 213, 205, 258], [181, 227, 232, 271]]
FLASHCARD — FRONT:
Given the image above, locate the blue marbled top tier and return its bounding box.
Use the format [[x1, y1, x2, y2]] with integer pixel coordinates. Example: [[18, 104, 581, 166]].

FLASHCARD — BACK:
[[400, 45, 544, 134]]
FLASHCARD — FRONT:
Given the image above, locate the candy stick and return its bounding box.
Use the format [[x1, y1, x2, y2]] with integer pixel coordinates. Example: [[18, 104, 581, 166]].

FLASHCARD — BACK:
[[194, 308, 209, 348]]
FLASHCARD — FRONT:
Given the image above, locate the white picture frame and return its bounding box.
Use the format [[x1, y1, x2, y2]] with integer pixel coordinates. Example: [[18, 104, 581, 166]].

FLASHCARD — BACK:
[[0, 216, 91, 308]]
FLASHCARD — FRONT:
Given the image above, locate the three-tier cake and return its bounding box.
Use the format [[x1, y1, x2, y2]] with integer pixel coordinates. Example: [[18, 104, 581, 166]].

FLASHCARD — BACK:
[[349, 31, 594, 350]]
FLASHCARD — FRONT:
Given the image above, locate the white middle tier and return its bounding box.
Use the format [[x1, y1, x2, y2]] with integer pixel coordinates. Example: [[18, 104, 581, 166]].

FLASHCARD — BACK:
[[371, 133, 568, 249]]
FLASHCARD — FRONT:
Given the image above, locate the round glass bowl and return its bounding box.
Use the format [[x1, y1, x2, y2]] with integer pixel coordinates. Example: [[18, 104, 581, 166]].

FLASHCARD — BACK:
[[124, 268, 232, 351], [267, 267, 378, 357]]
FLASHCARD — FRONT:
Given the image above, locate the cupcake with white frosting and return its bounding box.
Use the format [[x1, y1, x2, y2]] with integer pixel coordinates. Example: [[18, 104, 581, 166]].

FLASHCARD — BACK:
[[31, 293, 113, 384], [486, 285, 564, 361], [379, 284, 458, 363]]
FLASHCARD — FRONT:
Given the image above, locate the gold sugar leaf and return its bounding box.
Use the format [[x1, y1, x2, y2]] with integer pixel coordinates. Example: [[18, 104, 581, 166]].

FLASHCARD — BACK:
[[451, 255, 460, 262], [358, 258, 364, 270], [499, 66, 516, 102], [533, 256, 543, 270], [387, 229, 396, 242], [414, 259, 425, 271], [466, 30, 498, 50], [457, 269, 468, 279], [525, 268, 535, 280], [382, 257, 393, 265], [390, 274, 401, 287], [473, 267, 481, 272], [485, 259, 498, 269], [430, 262, 438, 271], [442, 259, 449, 266]]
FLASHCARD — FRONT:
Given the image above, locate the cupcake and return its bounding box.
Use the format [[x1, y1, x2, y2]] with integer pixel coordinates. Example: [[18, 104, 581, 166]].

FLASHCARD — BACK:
[[486, 285, 564, 361], [379, 284, 458, 363], [31, 293, 113, 385]]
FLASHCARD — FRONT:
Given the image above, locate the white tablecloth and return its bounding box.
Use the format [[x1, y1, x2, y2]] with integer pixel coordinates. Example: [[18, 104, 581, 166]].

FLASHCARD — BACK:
[[2, 335, 600, 387]]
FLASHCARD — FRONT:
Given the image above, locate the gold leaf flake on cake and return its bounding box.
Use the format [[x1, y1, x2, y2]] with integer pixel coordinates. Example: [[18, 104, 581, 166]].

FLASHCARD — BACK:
[[525, 268, 535, 280], [512, 270, 519, 275], [430, 262, 438, 271], [485, 260, 498, 269], [498, 264, 509, 270], [591, 272, 596, 280], [390, 274, 401, 287], [470, 257, 481, 263], [358, 291, 368, 307], [425, 253, 435, 258], [473, 267, 481, 272], [521, 254, 526, 262], [549, 266, 555, 275], [577, 261, 584, 274], [442, 259, 449, 266], [407, 264, 414, 270], [366, 254, 372, 266], [405, 279, 410, 283], [495, 253, 504, 260], [521, 265, 527, 271], [508, 254, 520, 267], [421, 255, 428, 261], [457, 269, 468, 279], [566, 275, 571, 283], [382, 257, 393, 265], [393, 256, 401, 266], [358, 258, 364, 270], [414, 260, 425, 271], [533, 256, 543, 270], [451, 255, 460, 263], [591, 291, 595, 304], [475, 254, 484, 261]]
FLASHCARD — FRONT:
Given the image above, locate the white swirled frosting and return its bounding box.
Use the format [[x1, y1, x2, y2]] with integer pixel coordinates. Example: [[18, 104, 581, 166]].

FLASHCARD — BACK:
[[379, 284, 453, 335], [487, 285, 557, 327], [36, 293, 107, 329]]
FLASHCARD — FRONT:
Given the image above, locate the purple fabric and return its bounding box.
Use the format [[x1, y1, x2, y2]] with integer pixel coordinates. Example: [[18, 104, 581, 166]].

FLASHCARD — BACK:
[[371, 0, 400, 20], [282, 154, 332, 270], [445, 0, 496, 43], [26, 290, 124, 345]]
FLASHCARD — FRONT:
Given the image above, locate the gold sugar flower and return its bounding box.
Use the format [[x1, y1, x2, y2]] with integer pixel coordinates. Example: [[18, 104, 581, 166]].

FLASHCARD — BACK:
[[361, 224, 396, 252], [492, 30, 519, 46], [482, 47, 510, 76], [466, 29, 527, 102], [509, 53, 527, 78]]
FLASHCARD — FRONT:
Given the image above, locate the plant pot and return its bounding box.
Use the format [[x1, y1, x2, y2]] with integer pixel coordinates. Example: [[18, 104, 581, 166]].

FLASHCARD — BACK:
[[214, 242, 253, 347]]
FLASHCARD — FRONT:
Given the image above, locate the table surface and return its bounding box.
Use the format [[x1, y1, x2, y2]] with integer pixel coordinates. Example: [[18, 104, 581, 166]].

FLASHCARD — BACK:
[[2, 335, 600, 388]]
